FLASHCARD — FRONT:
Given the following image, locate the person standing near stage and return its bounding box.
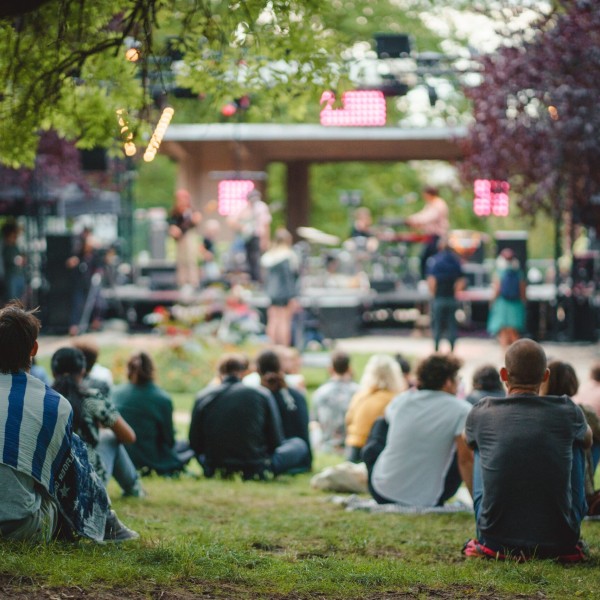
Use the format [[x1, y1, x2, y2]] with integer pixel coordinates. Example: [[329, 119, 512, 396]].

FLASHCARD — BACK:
[[1, 221, 26, 303], [66, 228, 105, 337], [426, 238, 466, 353], [168, 188, 202, 291], [487, 248, 527, 350], [405, 186, 449, 280], [230, 189, 272, 283], [261, 229, 299, 347]]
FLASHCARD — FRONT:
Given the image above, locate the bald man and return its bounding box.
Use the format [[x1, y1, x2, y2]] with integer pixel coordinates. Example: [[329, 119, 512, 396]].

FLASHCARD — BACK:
[[463, 338, 592, 561]]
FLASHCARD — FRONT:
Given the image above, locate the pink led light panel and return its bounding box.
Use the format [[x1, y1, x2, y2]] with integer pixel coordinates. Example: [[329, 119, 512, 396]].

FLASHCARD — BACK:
[[218, 180, 255, 216], [320, 90, 386, 127], [473, 179, 510, 217]]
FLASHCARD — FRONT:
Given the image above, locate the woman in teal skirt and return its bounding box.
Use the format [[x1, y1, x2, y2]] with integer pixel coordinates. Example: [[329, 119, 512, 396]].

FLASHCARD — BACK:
[[487, 248, 527, 349]]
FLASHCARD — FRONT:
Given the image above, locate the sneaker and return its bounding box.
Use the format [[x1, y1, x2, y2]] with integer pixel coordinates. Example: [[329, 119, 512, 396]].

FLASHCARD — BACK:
[[103, 510, 140, 543], [122, 479, 147, 498]]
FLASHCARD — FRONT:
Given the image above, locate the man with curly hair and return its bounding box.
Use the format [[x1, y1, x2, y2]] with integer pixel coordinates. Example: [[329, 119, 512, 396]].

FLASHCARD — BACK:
[[368, 353, 473, 506]]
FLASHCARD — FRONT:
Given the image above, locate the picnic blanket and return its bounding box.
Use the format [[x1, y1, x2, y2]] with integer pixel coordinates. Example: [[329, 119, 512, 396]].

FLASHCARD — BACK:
[[329, 494, 474, 514], [0, 371, 109, 541]]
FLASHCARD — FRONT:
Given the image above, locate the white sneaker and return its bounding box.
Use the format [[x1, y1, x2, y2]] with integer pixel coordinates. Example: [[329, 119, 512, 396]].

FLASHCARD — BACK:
[[103, 510, 140, 543]]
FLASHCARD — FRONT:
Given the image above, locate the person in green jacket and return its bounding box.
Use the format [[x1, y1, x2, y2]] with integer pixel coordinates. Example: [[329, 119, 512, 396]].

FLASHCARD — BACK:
[[112, 352, 194, 476]]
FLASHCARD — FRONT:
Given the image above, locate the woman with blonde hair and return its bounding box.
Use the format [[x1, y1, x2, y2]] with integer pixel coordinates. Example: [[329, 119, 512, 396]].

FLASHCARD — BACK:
[[260, 228, 299, 346], [345, 354, 406, 463]]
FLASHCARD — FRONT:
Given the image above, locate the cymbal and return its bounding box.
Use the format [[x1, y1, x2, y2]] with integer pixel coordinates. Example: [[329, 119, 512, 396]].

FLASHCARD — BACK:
[[296, 226, 340, 246]]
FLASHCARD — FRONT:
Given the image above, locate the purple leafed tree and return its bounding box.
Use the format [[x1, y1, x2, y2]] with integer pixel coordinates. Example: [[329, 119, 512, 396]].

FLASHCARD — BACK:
[[461, 0, 600, 235]]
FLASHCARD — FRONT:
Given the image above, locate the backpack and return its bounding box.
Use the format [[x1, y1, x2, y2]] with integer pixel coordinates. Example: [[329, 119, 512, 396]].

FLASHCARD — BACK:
[[499, 269, 520, 300]]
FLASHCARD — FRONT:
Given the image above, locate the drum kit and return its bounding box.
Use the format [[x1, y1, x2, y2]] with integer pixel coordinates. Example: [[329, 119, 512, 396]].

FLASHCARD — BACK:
[[296, 224, 489, 291]]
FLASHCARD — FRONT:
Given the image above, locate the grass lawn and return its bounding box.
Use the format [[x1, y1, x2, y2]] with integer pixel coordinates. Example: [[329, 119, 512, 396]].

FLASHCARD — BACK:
[[1, 462, 600, 599], [13, 342, 600, 598]]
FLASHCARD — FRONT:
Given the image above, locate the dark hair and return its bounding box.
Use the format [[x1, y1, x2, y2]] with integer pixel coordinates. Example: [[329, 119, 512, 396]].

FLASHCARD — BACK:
[[127, 352, 155, 385], [416, 353, 462, 391], [423, 186, 439, 197], [51, 347, 86, 377], [0, 301, 41, 373], [1, 222, 19, 238], [71, 339, 99, 372], [395, 353, 411, 376], [546, 360, 579, 397], [256, 350, 281, 376], [51, 347, 89, 440], [591, 362, 600, 383], [218, 353, 249, 377], [472, 365, 503, 392], [331, 351, 351, 376], [505, 338, 547, 386]]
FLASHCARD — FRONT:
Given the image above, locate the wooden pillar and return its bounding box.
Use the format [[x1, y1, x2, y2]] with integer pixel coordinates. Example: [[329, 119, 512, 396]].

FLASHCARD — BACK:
[[286, 161, 310, 239]]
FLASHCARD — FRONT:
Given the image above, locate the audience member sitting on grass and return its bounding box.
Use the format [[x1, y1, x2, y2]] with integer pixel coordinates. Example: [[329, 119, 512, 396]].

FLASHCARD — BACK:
[[310, 350, 359, 454], [189, 353, 310, 479], [256, 349, 312, 472], [574, 361, 600, 418], [51, 347, 145, 498], [112, 352, 195, 477], [464, 364, 505, 405], [0, 301, 137, 542], [71, 338, 114, 397], [367, 353, 472, 507], [541, 359, 600, 505], [463, 339, 591, 561], [345, 354, 406, 463]]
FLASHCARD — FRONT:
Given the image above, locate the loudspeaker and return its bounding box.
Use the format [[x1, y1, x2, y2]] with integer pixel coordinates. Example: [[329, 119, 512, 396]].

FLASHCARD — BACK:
[[42, 235, 75, 332], [80, 148, 108, 172], [495, 231, 528, 268], [572, 252, 598, 286], [374, 34, 411, 58]]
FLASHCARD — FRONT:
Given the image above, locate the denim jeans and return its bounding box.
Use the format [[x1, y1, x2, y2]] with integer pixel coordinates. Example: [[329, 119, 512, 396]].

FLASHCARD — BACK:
[[96, 430, 140, 495], [431, 297, 459, 351], [270, 437, 311, 475]]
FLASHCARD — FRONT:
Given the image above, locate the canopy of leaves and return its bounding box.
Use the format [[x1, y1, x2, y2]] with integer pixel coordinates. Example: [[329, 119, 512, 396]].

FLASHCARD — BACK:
[[0, 0, 348, 167], [461, 0, 600, 230]]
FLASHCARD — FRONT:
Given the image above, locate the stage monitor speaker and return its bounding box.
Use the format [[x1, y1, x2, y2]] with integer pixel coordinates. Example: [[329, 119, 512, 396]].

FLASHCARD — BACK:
[[495, 231, 528, 268], [374, 33, 411, 58]]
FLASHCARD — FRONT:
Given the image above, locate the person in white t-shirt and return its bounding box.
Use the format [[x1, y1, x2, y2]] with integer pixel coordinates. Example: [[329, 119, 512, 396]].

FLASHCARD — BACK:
[[369, 353, 473, 507]]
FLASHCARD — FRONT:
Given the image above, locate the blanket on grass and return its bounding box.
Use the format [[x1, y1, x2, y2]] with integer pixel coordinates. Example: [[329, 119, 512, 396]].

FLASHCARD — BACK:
[[0, 371, 109, 541], [329, 494, 474, 514]]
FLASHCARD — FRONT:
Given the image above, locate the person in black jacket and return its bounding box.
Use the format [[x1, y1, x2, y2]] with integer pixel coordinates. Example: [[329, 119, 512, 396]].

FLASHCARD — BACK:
[[256, 349, 312, 472], [189, 353, 309, 479]]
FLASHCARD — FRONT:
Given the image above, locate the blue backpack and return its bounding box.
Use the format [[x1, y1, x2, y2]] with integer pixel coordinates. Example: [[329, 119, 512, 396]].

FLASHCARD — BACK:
[[499, 269, 521, 300]]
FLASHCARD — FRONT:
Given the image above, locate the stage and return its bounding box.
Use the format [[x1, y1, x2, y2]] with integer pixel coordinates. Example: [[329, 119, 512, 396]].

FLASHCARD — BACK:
[[100, 278, 599, 344]]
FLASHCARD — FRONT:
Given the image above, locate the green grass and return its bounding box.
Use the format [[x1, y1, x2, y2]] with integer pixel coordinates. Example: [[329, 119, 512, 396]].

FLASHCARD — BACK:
[[2, 464, 600, 599], [23, 342, 600, 598]]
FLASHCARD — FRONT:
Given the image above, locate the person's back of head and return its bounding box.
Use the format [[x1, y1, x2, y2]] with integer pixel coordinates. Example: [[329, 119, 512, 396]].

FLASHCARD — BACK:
[[331, 351, 351, 377], [472, 364, 503, 392], [273, 228, 292, 248], [256, 349, 286, 392], [0, 301, 41, 374], [71, 338, 100, 374], [590, 362, 600, 384], [416, 353, 462, 391], [127, 352, 155, 386], [359, 353, 405, 394], [218, 353, 249, 379], [504, 338, 547, 387], [544, 360, 579, 397], [51, 347, 86, 380]]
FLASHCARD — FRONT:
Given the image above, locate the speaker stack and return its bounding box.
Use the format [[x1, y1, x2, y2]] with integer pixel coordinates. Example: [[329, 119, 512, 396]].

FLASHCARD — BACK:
[[42, 234, 74, 333]]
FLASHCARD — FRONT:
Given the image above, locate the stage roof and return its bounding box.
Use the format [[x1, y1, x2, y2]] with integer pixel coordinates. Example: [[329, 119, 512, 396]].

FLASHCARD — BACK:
[[163, 124, 468, 162]]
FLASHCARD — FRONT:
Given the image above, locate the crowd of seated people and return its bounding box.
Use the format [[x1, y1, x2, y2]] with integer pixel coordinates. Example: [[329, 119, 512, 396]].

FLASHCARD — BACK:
[[3, 309, 599, 562]]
